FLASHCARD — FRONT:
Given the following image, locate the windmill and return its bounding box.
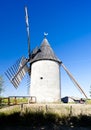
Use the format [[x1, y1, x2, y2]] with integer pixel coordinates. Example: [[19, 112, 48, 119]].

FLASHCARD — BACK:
[[5, 7, 88, 103], [5, 7, 31, 89]]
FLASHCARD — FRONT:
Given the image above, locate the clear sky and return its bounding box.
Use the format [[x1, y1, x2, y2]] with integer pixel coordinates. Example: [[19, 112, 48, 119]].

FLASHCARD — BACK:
[[0, 0, 91, 98]]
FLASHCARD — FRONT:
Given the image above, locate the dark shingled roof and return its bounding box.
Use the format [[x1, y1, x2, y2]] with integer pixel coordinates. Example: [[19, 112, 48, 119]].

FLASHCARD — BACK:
[[30, 38, 61, 64]]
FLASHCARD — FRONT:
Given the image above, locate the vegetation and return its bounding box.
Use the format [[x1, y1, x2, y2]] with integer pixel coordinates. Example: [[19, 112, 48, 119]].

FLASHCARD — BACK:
[[89, 85, 91, 97], [0, 75, 4, 97], [0, 105, 91, 129], [0, 104, 91, 129], [86, 99, 91, 104]]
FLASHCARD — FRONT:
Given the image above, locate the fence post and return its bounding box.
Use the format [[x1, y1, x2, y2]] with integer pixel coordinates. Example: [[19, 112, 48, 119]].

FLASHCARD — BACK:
[[0, 98, 2, 106], [14, 97, 17, 105], [21, 103, 23, 110], [69, 105, 72, 117], [46, 105, 48, 112], [8, 97, 10, 105], [20, 103, 24, 115]]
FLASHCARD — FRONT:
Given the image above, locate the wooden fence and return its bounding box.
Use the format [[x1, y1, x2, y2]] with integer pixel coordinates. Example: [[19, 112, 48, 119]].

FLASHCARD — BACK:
[[0, 96, 36, 106]]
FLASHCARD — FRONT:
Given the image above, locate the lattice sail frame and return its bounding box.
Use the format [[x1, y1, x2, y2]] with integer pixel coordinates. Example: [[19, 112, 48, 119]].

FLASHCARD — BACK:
[[5, 57, 29, 88]]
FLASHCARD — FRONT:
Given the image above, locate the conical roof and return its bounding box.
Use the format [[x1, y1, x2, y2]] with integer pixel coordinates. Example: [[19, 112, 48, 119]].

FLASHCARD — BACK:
[[30, 38, 61, 64]]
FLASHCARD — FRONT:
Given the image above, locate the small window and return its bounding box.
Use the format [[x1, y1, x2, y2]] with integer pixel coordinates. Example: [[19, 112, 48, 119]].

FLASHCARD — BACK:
[[40, 77, 43, 80]]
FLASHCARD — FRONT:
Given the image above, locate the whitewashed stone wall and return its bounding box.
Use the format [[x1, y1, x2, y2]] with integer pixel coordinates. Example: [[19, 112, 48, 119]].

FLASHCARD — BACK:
[[30, 60, 61, 102]]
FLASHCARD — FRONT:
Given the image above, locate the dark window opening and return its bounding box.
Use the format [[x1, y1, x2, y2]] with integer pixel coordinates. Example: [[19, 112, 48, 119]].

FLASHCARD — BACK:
[[40, 77, 43, 80]]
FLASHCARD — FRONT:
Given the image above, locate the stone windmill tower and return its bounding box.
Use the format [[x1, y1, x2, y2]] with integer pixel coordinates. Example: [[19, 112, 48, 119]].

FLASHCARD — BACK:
[[30, 37, 61, 102], [5, 7, 87, 103]]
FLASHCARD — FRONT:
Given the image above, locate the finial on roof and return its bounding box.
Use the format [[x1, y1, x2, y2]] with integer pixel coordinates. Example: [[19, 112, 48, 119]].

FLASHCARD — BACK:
[[44, 32, 48, 38]]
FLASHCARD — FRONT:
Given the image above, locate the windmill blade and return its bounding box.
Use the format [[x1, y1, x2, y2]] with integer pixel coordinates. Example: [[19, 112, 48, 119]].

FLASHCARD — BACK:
[[26, 72, 31, 95], [5, 57, 29, 88], [25, 6, 31, 58], [61, 63, 88, 99]]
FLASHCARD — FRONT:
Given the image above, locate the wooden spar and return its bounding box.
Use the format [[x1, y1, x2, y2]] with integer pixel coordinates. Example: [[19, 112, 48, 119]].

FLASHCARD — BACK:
[[61, 63, 88, 99], [25, 6, 31, 58]]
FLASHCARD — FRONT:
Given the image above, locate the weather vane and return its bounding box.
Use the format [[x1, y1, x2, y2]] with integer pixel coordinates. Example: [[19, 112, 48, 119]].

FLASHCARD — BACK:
[[44, 32, 48, 38]]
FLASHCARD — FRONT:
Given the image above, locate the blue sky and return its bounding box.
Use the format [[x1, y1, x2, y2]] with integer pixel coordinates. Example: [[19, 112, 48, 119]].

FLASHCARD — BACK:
[[0, 0, 91, 98]]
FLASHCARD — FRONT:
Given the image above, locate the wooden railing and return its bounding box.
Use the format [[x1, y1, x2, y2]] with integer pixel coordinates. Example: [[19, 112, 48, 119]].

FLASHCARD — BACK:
[[0, 96, 36, 106]]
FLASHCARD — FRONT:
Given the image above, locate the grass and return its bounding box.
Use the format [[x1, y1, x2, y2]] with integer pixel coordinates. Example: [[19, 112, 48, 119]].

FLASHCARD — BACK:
[[0, 110, 91, 127], [86, 99, 91, 104], [0, 104, 91, 128], [0, 110, 59, 126]]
